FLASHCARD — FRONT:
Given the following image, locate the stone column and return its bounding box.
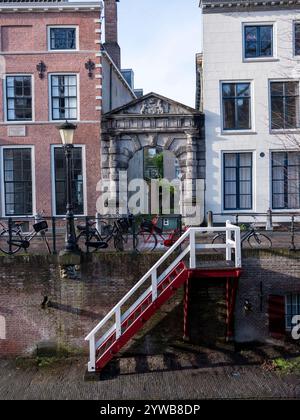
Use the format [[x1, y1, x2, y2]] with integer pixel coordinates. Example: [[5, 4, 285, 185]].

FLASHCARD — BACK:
[[183, 132, 204, 225]]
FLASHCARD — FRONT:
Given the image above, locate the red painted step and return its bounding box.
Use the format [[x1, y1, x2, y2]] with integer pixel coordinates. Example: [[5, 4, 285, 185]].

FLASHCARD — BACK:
[[95, 261, 189, 371]]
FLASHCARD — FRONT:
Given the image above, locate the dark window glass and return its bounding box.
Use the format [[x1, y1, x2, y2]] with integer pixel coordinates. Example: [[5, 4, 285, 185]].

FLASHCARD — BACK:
[[50, 28, 76, 50], [272, 152, 300, 209], [270, 82, 299, 129], [6, 76, 32, 121], [51, 75, 77, 120], [3, 148, 33, 216], [286, 294, 300, 330], [222, 83, 251, 130], [244, 25, 273, 58], [54, 147, 84, 215], [295, 23, 300, 56], [224, 153, 252, 210]]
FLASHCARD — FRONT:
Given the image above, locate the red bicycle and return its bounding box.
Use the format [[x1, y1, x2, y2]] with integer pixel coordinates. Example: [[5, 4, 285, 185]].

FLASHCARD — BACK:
[[136, 216, 188, 252]]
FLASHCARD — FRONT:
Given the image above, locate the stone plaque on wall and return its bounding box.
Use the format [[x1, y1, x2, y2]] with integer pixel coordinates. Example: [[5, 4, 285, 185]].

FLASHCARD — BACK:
[[7, 126, 26, 137]]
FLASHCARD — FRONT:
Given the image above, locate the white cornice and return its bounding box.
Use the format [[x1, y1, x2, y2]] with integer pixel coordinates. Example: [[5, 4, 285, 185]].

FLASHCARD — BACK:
[[0, 1, 103, 13], [201, 0, 300, 12]]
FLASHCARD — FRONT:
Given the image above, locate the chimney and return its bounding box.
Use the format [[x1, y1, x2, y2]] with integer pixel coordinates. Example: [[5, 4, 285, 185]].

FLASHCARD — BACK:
[[104, 0, 121, 68]]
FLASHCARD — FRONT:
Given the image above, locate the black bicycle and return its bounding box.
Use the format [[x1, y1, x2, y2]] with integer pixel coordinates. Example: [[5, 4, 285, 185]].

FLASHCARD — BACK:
[[76, 217, 132, 252], [212, 223, 272, 251], [0, 214, 51, 255]]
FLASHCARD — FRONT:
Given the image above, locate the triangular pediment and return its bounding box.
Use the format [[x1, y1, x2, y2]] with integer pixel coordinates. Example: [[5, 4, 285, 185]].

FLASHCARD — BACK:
[[104, 93, 200, 116]]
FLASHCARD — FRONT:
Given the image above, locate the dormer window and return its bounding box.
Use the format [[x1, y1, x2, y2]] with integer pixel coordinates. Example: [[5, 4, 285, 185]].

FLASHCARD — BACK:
[[244, 25, 273, 59]]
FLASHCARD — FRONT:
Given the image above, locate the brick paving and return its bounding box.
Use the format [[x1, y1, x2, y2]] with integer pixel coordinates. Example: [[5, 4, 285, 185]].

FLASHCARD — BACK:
[[0, 348, 299, 400]]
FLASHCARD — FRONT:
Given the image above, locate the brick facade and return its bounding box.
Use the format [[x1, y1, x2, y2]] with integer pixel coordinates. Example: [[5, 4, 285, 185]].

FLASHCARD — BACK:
[[0, 251, 299, 358], [103, 0, 121, 68], [0, 4, 103, 217]]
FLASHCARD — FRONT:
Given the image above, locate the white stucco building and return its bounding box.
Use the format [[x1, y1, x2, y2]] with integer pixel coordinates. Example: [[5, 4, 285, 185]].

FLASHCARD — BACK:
[[200, 0, 300, 222]]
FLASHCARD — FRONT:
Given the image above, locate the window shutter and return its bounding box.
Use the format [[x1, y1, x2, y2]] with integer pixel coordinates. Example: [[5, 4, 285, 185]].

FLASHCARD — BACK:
[[268, 295, 285, 338]]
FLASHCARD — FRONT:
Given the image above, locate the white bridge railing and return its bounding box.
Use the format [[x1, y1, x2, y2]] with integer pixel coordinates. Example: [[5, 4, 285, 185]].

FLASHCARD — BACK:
[[85, 221, 241, 372]]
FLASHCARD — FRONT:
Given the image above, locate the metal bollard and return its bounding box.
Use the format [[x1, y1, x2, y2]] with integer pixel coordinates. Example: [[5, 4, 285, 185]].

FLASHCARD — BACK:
[[266, 208, 273, 231], [290, 215, 296, 252], [8, 218, 13, 255], [207, 211, 213, 228]]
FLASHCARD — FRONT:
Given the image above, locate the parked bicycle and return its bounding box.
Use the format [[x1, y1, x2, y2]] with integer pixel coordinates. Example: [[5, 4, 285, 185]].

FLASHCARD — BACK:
[[76, 216, 132, 252], [0, 213, 51, 255], [212, 222, 272, 251], [136, 215, 186, 252]]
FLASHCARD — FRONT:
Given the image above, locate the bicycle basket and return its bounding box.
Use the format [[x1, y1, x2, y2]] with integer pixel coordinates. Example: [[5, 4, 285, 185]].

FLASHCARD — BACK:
[[33, 220, 48, 233]]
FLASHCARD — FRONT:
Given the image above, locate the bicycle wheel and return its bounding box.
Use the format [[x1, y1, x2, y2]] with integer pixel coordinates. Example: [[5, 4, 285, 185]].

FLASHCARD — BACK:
[[0, 229, 22, 254], [212, 233, 226, 253], [135, 230, 157, 252], [248, 233, 272, 249], [97, 221, 113, 241], [76, 230, 102, 252]]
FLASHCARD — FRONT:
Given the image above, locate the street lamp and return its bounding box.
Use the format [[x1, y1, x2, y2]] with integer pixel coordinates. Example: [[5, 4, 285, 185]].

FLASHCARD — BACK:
[[57, 121, 79, 253]]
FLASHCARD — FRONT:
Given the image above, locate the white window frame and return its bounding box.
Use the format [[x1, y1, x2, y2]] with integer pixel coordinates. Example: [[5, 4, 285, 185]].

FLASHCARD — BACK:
[[47, 25, 79, 52], [3, 74, 35, 124], [0, 145, 36, 218], [293, 21, 300, 57], [242, 21, 277, 62], [51, 144, 87, 217], [221, 150, 256, 213], [269, 149, 300, 212], [48, 73, 80, 122], [220, 80, 255, 135], [285, 293, 300, 331], [268, 79, 300, 134]]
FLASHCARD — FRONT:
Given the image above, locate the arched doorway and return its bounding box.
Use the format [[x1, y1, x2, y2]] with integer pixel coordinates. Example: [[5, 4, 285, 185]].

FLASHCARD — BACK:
[[100, 93, 205, 225]]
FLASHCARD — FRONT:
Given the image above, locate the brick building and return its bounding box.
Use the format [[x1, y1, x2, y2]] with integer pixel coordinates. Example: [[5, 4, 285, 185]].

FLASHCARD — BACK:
[[0, 0, 135, 218]]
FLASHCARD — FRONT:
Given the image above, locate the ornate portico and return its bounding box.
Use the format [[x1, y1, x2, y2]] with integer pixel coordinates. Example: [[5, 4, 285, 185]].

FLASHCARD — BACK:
[[101, 93, 206, 224]]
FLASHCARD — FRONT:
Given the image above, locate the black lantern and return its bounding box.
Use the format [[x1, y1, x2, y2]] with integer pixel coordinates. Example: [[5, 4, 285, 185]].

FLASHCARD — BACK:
[[57, 121, 79, 253]]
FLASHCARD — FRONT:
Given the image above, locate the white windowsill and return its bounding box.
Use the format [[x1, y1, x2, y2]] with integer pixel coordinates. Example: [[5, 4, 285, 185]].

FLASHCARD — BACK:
[[270, 129, 300, 135], [243, 57, 279, 63], [221, 130, 257, 136]]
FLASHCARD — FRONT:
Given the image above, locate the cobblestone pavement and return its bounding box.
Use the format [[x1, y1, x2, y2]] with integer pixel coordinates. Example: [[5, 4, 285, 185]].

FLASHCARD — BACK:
[[0, 352, 299, 400]]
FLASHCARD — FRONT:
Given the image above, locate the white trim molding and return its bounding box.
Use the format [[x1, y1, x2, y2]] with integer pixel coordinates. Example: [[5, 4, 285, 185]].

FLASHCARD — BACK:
[[0, 145, 36, 218], [50, 144, 87, 217]]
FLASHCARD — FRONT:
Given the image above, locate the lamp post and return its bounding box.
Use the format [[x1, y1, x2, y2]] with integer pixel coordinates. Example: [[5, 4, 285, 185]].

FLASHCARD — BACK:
[[57, 121, 79, 253]]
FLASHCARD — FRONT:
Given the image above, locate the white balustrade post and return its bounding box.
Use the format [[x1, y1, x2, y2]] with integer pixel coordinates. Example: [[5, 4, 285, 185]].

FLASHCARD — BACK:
[[189, 229, 196, 269], [116, 306, 122, 339], [235, 227, 242, 268], [151, 270, 158, 302], [226, 220, 232, 262], [88, 337, 96, 372]]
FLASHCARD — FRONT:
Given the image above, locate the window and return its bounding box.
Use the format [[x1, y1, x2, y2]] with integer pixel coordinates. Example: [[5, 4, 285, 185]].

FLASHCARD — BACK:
[[222, 83, 251, 130], [54, 147, 84, 215], [224, 153, 252, 210], [294, 23, 300, 56], [272, 152, 300, 209], [6, 76, 32, 121], [270, 82, 299, 130], [51, 75, 77, 120], [244, 25, 273, 58], [286, 294, 300, 330], [2, 148, 33, 216], [49, 27, 76, 50]]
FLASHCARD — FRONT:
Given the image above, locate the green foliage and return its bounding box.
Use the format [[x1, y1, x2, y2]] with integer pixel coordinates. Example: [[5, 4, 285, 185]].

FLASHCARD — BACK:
[[151, 153, 164, 179], [273, 357, 300, 374]]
